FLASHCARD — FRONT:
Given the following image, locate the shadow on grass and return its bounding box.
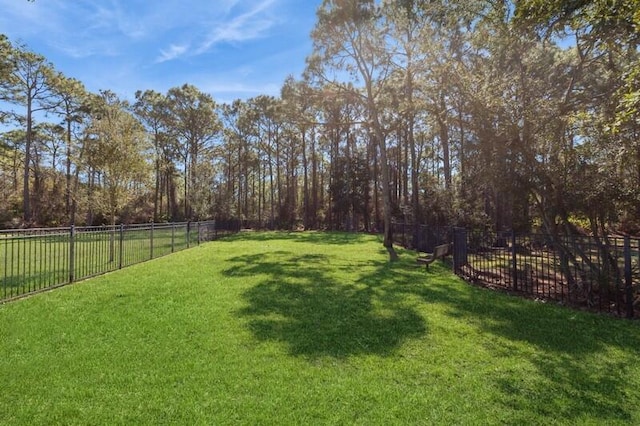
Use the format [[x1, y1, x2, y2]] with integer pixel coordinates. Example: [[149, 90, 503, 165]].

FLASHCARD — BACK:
[[220, 230, 378, 245], [221, 231, 640, 422], [224, 250, 426, 359], [393, 262, 640, 423]]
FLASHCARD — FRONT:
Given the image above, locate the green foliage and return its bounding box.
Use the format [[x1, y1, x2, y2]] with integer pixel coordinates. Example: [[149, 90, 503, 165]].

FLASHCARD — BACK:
[[166, 84, 222, 220], [330, 150, 369, 229], [2, 1, 640, 238], [0, 35, 14, 107], [84, 91, 151, 224]]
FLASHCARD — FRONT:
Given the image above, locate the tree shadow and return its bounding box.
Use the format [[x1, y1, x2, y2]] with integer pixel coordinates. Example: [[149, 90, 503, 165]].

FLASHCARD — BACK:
[[223, 251, 426, 359], [390, 261, 640, 423], [219, 231, 378, 246], [221, 233, 640, 422]]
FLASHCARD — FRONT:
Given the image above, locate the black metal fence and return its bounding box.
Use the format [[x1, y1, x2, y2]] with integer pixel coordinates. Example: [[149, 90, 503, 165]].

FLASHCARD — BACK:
[[391, 222, 452, 252], [393, 223, 640, 318], [1, 220, 241, 302]]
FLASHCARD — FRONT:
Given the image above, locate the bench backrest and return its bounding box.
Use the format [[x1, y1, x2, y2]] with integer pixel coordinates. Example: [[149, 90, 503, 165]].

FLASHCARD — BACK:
[[434, 244, 450, 257]]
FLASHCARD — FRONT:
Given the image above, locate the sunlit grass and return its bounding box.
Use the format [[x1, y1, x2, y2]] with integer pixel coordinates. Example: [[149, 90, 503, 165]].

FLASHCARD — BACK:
[[1, 231, 639, 424], [0, 227, 195, 299]]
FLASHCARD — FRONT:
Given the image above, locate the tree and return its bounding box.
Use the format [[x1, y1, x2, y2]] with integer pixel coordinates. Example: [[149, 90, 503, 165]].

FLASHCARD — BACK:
[[0, 129, 25, 224], [48, 74, 88, 223], [2, 42, 58, 224], [281, 77, 319, 228], [133, 89, 175, 222], [514, 0, 640, 234], [383, 0, 427, 229], [27, 122, 67, 224], [307, 0, 399, 259], [84, 91, 151, 226], [250, 95, 285, 227], [0, 35, 15, 124], [220, 99, 261, 221], [166, 84, 221, 220]]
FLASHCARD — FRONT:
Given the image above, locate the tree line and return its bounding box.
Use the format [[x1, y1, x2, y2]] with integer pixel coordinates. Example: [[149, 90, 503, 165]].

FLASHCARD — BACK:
[[1, 1, 639, 255]]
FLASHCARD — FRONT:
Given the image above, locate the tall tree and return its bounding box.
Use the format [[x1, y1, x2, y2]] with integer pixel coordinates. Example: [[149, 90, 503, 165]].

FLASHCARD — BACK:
[[84, 91, 151, 226], [308, 0, 399, 259], [251, 95, 284, 226], [48, 74, 88, 223], [2, 43, 58, 224], [134, 89, 174, 222], [166, 84, 221, 220], [0, 35, 15, 124], [281, 77, 320, 229], [220, 99, 261, 221], [384, 0, 425, 226], [0, 129, 25, 223], [515, 0, 640, 233]]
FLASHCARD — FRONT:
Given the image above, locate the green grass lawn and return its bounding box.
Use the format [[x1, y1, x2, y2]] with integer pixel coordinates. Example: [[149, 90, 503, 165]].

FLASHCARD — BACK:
[[1, 226, 195, 300], [1, 231, 640, 425]]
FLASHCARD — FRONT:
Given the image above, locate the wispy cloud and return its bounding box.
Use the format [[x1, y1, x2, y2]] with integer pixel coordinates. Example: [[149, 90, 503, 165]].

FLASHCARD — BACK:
[[154, 0, 280, 63], [0, 0, 315, 103], [156, 44, 190, 63], [0, 0, 64, 37], [197, 0, 278, 53]]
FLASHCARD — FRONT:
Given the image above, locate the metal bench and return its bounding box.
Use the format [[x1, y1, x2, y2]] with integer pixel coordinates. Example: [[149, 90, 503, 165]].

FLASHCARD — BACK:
[[416, 243, 451, 269]]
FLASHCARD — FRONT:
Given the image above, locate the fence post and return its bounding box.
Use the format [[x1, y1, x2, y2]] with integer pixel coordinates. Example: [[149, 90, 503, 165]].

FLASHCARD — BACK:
[[624, 236, 634, 319], [171, 223, 175, 253], [511, 231, 518, 291], [109, 225, 115, 263], [118, 224, 124, 269], [452, 228, 468, 274], [150, 221, 154, 260], [187, 221, 191, 249], [69, 225, 75, 283], [197, 222, 201, 245]]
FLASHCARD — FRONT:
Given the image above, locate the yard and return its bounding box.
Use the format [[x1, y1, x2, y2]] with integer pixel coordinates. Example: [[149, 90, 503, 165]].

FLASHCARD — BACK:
[[0, 223, 202, 300], [1, 231, 639, 424]]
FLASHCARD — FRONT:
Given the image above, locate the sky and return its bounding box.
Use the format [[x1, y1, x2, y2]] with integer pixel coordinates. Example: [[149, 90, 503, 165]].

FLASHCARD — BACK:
[[0, 0, 322, 104]]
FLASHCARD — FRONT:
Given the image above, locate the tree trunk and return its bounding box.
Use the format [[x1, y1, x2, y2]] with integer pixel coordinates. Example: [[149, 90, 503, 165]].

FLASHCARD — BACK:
[[458, 106, 466, 197], [438, 92, 452, 190], [368, 95, 398, 261], [23, 97, 33, 224], [376, 131, 398, 260], [268, 138, 275, 227], [372, 142, 380, 230], [311, 133, 318, 229], [153, 137, 160, 222], [409, 119, 420, 245], [302, 128, 309, 228], [183, 155, 189, 220], [65, 117, 73, 221], [275, 129, 282, 219]]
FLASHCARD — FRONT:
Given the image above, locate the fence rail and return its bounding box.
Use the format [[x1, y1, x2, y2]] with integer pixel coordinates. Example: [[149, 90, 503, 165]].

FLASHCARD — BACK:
[[392, 223, 640, 318], [1, 220, 240, 302]]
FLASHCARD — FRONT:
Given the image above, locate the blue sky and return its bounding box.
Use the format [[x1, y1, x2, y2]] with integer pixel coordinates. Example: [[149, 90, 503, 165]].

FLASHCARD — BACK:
[[0, 0, 321, 104]]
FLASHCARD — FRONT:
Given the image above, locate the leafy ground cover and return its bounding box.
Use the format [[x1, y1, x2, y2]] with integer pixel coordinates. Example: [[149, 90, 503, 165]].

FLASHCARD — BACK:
[[1, 231, 640, 424]]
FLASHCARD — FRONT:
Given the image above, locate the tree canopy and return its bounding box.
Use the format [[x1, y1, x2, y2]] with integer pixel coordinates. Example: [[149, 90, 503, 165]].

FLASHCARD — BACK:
[[1, 0, 639, 254]]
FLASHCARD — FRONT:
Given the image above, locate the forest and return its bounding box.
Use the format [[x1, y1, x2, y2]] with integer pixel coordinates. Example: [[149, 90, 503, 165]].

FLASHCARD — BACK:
[[1, 0, 639, 249]]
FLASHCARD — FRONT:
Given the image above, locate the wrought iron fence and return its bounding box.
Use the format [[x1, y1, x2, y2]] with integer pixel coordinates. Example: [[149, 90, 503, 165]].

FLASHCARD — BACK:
[[454, 229, 640, 318], [391, 222, 451, 252], [393, 223, 640, 318], [0, 220, 240, 302]]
